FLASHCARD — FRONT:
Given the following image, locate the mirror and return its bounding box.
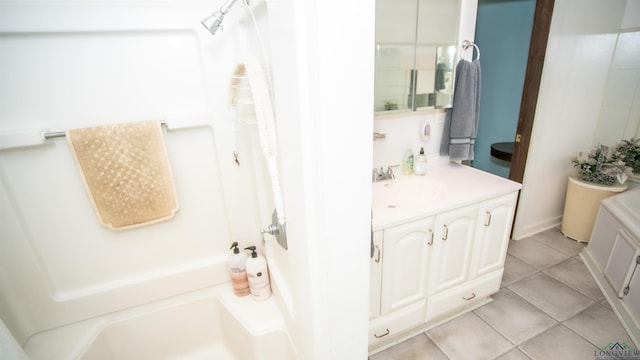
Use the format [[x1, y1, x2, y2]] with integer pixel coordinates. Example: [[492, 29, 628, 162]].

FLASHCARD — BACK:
[[593, 30, 640, 146], [374, 0, 460, 114]]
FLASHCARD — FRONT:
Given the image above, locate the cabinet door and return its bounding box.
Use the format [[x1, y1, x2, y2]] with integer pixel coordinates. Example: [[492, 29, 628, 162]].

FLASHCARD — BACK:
[[470, 192, 518, 278], [429, 205, 478, 294], [604, 229, 640, 298], [380, 216, 435, 314], [370, 231, 383, 320], [622, 261, 640, 324], [588, 207, 621, 269]]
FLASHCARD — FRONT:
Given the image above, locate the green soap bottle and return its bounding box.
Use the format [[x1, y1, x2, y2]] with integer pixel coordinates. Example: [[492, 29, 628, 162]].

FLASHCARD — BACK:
[[403, 149, 414, 175]]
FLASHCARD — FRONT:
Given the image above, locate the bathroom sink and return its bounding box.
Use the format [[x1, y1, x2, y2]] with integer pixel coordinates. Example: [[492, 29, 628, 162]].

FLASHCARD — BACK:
[[371, 163, 522, 230], [372, 176, 447, 209]]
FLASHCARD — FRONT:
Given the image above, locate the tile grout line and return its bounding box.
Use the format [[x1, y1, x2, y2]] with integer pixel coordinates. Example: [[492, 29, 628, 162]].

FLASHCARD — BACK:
[[559, 305, 612, 352], [541, 266, 604, 302], [421, 331, 454, 360], [515, 323, 567, 360], [469, 308, 518, 360], [505, 231, 618, 357], [506, 241, 570, 272]]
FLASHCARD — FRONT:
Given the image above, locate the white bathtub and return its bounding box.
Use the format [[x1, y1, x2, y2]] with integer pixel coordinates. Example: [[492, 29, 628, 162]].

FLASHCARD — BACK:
[[24, 285, 296, 360]]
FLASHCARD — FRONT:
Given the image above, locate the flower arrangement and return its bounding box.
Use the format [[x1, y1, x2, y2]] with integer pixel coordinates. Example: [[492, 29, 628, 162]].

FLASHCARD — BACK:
[[611, 137, 640, 174], [571, 144, 632, 185]]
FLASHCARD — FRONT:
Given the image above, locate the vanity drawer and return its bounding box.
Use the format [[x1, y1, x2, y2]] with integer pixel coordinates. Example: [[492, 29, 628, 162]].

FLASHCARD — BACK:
[[369, 300, 426, 346], [426, 270, 502, 321]]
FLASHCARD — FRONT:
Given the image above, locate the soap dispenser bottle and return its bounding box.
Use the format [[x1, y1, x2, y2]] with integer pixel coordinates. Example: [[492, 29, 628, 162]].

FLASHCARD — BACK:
[[244, 246, 272, 301], [413, 147, 427, 176], [229, 242, 250, 297]]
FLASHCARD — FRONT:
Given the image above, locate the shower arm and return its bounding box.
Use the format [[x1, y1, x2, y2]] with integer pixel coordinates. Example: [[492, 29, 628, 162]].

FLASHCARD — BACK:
[[201, 0, 248, 35], [219, 0, 239, 17]]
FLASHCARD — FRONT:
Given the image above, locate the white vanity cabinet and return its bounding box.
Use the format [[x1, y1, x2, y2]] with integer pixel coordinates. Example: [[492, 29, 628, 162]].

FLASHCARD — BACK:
[[369, 191, 518, 350]]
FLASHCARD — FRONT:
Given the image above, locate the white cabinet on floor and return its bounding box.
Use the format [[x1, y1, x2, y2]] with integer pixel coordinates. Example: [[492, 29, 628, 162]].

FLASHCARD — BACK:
[[369, 191, 519, 351], [582, 189, 640, 345]]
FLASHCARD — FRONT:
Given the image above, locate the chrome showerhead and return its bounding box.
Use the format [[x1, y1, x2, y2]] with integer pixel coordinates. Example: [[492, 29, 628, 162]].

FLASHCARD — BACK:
[[201, 11, 226, 35], [201, 0, 241, 36]]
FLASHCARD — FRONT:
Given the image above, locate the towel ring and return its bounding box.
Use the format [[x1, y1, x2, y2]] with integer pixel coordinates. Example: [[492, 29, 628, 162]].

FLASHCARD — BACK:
[[462, 40, 480, 61]]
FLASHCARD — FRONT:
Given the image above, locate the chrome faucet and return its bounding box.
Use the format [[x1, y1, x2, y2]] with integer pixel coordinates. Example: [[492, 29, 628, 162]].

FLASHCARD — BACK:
[[372, 165, 398, 182]]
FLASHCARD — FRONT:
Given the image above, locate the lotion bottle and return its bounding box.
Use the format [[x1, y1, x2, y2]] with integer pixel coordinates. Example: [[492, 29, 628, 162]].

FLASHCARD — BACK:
[[244, 246, 272, 301], [413, 147, 427, 176], [228, 242, 250, 297]]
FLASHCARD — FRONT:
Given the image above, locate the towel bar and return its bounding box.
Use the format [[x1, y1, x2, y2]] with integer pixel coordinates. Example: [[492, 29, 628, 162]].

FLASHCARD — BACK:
[[42, 120, 168, 140], [0, 113, 213, 150]]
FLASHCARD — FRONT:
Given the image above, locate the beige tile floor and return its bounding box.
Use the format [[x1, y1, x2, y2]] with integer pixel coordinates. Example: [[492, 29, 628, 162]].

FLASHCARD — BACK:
[[369, 227, 636, 360]]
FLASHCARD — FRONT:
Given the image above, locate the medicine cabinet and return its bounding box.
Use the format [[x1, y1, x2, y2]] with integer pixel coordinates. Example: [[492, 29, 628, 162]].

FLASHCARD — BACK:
[[374, 0, 460, 114]]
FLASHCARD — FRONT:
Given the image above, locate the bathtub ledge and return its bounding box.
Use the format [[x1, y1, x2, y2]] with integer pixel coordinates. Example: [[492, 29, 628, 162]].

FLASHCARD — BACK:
[[23, 282, 290, 360]]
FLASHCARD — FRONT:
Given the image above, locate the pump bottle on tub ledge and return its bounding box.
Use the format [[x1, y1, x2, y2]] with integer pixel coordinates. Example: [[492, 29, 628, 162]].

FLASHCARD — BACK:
[[228, 242, 250, 297], [244, 246, 272, 301]]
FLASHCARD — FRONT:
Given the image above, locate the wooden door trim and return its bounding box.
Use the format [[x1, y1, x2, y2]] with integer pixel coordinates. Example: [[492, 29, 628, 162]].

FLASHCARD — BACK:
[[509, 0, 555, 183]]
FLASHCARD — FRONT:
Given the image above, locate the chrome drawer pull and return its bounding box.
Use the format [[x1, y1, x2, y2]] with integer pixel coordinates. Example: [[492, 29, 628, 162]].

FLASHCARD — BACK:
[[374, 328, 390, 338], [442, 224, 449, 240], [428, 229, 434, 245], [375, 245, 381, 263], [484, 211, 492, 227], [462, 292, 476, 301]]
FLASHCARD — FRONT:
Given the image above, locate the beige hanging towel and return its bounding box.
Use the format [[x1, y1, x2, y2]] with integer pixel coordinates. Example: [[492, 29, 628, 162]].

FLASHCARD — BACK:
[[67, 120, 179, 230]]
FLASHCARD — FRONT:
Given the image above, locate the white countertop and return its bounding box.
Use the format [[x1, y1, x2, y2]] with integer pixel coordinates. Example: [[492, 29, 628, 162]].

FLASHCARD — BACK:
[[602, 187, 640, 238], [372, 163, 522, 231]]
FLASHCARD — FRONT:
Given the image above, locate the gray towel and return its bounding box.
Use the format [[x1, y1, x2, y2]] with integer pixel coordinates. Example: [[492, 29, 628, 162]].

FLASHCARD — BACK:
[[440, 60, 481, 161]]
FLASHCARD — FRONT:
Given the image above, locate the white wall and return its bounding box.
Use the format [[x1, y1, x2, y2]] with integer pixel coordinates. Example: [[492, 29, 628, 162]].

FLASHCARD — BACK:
[[512, 0, 633, 239], [268, 0, 374, 357]]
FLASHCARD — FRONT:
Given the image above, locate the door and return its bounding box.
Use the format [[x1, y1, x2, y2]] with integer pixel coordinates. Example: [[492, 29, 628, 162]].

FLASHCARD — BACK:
[[509, 0, 555, 183]]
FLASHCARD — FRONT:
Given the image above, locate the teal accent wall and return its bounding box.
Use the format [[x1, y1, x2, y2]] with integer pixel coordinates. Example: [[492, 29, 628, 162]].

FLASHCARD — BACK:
[[472, 0, 535, 178]]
